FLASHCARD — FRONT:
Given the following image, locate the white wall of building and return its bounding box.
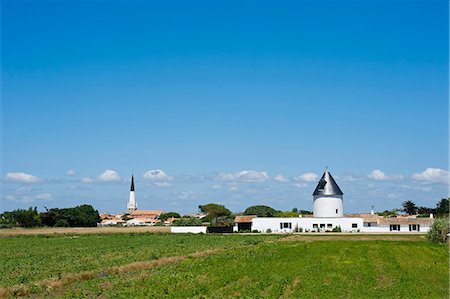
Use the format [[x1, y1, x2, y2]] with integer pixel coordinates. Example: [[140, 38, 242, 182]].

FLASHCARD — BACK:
[[171, 226, 207, 234], [313, 195, 343, 217], [252, 217, 363, 233]]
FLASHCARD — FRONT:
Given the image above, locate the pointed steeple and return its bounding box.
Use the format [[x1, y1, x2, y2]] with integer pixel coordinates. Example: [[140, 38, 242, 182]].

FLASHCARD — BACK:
[[313, 169, 343, 196], [130, 175, 135, 192]]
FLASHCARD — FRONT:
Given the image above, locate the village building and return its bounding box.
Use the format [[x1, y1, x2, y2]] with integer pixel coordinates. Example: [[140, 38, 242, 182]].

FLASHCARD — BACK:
[[100, 175, 164, 226], [234, 168, 434, 233]]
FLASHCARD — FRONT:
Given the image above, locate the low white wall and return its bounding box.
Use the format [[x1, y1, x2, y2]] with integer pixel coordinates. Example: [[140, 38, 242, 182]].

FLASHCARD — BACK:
[[171, 226, 207, 234], [361, 224, 430, 233]]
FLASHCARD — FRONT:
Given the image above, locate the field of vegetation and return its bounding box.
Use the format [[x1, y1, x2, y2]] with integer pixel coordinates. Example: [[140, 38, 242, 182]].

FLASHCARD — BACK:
[[0, 233, 448, 298]]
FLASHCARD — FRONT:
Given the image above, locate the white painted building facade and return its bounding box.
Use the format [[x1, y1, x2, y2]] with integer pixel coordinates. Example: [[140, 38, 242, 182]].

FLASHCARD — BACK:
[[236, 169, 434, 233], [252, 217, 363, 233]]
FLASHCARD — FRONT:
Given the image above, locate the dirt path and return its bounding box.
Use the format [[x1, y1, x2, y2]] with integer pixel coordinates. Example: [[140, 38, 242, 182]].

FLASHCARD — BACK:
[[0, 226, 170, 237]]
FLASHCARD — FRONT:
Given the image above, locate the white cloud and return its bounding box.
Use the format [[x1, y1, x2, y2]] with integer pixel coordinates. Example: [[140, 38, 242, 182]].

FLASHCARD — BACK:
[[81, 177, 95, 184], [368, 170, 403, 181], [35, 193, 53, 200], [66, 169, 77, 176], [177, 191, 195, 200], [412, 168, 449, 184], [5, 172, 40, 183], [3, 191, 53, 203], [97, 169, 121, 182], [293, 183, 308, 189], [295, 172, 318, 183], [368, 170, 388, 181], [274, 174, 289, 183], [154, 182, 172, 188], [219, 170, 269, 183], [143, 169, 171, 181], [211, 184, 223, 190], [340, 175, 361, 182]]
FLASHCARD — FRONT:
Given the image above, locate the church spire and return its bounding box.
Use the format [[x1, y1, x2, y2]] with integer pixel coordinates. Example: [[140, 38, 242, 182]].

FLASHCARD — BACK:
[[127, 175, 137, 213]]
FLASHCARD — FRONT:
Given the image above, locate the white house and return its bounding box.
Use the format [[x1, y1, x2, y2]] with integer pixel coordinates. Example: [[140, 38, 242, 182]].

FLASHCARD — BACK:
[[235, 168, 434, 233]]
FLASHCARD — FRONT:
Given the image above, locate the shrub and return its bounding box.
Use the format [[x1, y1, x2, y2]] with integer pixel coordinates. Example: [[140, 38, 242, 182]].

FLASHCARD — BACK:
[[275, 211, 299, 217], [172, 217, 203, 226], [427, 217, 449, 244], [244, 205, 279, 217], [55, 219, 70, 227], [332, 226, 342, 232]]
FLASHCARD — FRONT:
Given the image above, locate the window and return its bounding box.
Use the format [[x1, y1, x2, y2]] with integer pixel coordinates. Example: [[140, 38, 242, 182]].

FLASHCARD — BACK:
[[327, 224, 332, 228], [390, 224, 400, 231], [409, 224, 420, 231], [320, 224, 325, 228], [313, 224, 318, 228], [336, 209, 338, 214], [367, 223, 371, 227], [352, 223, 358, 228], [280, 222, 292, 229]]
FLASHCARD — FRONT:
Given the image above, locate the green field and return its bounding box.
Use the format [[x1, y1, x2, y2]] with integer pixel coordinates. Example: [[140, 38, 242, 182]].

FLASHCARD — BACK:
[[0, 233, 448, 298]]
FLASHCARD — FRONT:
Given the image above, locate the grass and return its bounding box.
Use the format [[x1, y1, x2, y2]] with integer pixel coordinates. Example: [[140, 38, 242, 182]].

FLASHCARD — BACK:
[[0, 233, 280, 290], [0, 233, 448, 298]]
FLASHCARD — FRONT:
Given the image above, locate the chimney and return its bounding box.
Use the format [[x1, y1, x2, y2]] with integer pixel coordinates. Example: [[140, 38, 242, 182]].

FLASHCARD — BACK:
[[370, 205, 375, 215], [430, 213, 434, 219]]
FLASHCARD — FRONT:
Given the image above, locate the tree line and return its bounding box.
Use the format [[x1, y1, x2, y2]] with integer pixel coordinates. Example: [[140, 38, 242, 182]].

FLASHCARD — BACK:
[[0, 205, 101, 228]]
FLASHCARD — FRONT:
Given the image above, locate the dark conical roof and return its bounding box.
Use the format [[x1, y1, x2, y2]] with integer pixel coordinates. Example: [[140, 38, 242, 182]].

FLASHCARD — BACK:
[[312, 169, 343, 196], [130, 175, 135, 192]]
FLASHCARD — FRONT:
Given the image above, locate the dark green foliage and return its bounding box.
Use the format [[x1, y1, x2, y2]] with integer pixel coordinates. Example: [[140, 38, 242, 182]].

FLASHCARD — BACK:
[[244, 205, 279, 217], [121, 214, 132, 221], [332, 226, 342, 232], [0, 207, 41, 228], [159, 212, 181, 220], [417, 206, 433, 217], [298, 210, 313, 215], [377, 209, 399, 217], [402, 200, 418, 215], [199, 203, 231, 222], [40, 205, 101, 227], [436, 198, 449, 215], [417, 198, 449, 217], [275, 211, 299, 217], [209, 216, 234, 227], [427, 217, 449, 244], [172, 217, 203, 226]]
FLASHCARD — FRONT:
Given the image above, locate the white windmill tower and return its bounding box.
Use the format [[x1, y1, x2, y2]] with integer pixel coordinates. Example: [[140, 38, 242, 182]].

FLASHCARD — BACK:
[[312, 168, 344, 217]]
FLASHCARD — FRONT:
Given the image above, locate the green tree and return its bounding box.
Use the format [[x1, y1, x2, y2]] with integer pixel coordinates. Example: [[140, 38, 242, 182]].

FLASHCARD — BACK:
[[298, 210, 313, 215], [199, 203, 231, 222], [2, 207, 42, 227], [427, 216, 449, 244], [435, 198, 449, 215], [209, 215, 234, 227], [244, 205, 279, 217], [159, 212, 181, 220], [172, 217, 203, 226], [40, 205, 101, 227], [275, 211, 299, 217], [402, 200, 418, 215]]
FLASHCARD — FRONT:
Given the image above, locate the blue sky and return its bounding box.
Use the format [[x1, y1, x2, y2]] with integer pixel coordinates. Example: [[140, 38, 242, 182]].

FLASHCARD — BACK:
[[1, 0, 448, 214]]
